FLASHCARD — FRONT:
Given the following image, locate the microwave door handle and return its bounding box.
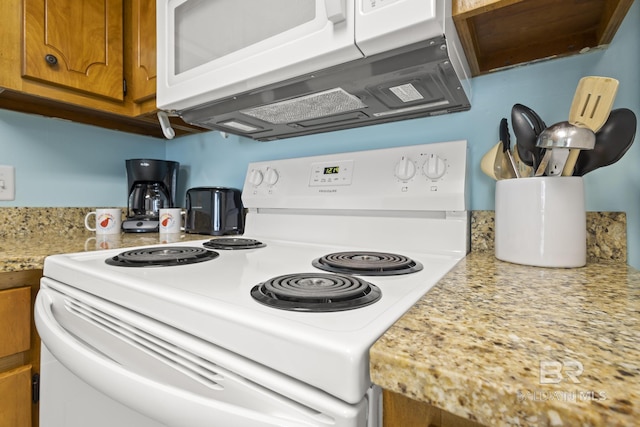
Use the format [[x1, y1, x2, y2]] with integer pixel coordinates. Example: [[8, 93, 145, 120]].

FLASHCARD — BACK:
[[157, 111, 176, 140], [326, 0, 346, 23], [34, 290, 317, 427]]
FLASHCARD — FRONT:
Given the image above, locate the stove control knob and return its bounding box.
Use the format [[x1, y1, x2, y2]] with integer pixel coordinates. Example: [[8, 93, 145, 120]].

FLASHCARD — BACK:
[[423, 154, 447, 179], [264, 167, 280, 186], [394, 156, 416, 181], [248, 169, 264, 186]]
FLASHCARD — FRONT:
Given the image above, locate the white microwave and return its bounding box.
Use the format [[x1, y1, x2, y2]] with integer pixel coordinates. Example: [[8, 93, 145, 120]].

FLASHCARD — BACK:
[[157, 0, 472, 140]]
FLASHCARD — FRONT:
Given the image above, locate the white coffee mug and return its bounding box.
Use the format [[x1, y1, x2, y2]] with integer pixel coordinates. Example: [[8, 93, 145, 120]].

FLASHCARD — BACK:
[[84, 208, 122, 235], [159, 208, 185, 234]]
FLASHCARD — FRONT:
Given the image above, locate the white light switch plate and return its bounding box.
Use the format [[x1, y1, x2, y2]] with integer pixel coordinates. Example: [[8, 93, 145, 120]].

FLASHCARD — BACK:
[[0, 165, 16, 201]]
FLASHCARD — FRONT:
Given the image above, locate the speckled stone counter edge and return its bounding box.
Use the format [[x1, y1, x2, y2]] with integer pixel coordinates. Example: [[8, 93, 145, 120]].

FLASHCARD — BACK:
[[0, 207, 126, 238], [0, 208, 626, 262], [471, 210, 626, 262], [370, 254, 640, 427]]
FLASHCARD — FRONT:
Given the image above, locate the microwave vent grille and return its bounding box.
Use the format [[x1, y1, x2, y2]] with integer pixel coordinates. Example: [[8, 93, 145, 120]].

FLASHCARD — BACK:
[[240, 88, 367, 124]]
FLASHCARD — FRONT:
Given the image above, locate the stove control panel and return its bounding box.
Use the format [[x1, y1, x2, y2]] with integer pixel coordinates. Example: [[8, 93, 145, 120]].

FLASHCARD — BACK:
[[309, 160, 354, 187], [394, 156, 416, 181], [423, 153, 447, 179], [263, 167, 280, 186], [243, 140, 468, 212]]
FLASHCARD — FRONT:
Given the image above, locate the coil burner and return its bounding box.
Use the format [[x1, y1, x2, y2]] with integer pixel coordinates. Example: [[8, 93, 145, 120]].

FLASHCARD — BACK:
[[105, 246, 219, 267], [312, 251, 423, 276], [203, 238, 266, 250], [251, 272, 381, 312]]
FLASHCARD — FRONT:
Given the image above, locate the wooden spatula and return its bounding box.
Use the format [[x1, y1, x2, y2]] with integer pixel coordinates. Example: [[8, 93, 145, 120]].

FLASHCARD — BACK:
[[562, 76, 619, 176], [569, 76, 619, 130]]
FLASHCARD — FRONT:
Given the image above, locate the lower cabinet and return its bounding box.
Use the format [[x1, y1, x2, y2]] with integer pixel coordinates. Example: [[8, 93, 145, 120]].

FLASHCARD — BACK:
[[0, 365, 32, 427], [0, 270, 42, 427], [383, 389, 484, 427]]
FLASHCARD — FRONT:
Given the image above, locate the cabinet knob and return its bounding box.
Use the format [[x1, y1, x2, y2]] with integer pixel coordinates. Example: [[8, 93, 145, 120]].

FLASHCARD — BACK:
[[44, 54, 58, 65]]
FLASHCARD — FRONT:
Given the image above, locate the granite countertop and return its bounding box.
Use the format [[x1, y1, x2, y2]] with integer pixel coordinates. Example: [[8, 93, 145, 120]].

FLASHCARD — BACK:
[[0, 207, 211, 272], [370, 253, 640, 427], [1, 208, 637, 426], [370, 213, 639, 427], [0, 231, 211, 272]]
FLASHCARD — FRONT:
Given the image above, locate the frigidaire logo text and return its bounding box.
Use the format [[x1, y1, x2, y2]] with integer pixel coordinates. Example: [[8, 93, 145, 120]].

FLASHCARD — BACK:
[[318, 189, 338, 193]]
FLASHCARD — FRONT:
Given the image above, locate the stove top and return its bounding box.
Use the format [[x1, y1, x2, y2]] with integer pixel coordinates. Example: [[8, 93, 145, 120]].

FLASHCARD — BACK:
[[251, 272, 382, 312], [312, 251, 423, 276], [43, 140, 470, 405], [44, 237, 463, 403], [202, 237, 266, 250], [105, 246, 219, 267]]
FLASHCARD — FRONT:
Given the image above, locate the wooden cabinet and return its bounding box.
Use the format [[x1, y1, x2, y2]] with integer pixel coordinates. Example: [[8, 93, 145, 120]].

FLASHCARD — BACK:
[[0, 270, 41, 427], [383, 389, 484, 427], [0, 366, 32, 427], [128, 0, 157, 104], [453, 0, 634, 76], [0, 0, 203, 138], [23, 0, 124, 101], [0, 287, 31, 358]]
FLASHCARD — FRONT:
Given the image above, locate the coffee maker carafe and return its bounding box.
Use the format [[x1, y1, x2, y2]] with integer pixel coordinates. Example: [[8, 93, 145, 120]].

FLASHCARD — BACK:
[[123, 159, 179, 233]]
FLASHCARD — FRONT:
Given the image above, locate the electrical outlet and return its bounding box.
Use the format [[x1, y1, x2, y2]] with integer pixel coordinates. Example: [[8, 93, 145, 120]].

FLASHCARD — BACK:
[[0, 165, 15, 201]]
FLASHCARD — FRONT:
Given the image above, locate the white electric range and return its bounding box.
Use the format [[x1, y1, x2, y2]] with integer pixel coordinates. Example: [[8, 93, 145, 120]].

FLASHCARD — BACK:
[[35, 140, 469, 427]]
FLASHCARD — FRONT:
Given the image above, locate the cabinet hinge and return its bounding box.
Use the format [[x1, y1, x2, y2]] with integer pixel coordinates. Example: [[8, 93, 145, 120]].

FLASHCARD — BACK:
[[32, 373, 40, 404], [123, 78, 128, 96]]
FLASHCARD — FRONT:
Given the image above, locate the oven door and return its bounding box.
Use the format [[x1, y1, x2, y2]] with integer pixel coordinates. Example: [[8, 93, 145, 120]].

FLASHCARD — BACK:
[[36, 278, 375, 427], [157, 0, 363, 111]]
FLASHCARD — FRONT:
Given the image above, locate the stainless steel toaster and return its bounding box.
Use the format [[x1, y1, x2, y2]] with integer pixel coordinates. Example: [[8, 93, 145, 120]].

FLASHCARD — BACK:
[[185, 187, 244, 235]]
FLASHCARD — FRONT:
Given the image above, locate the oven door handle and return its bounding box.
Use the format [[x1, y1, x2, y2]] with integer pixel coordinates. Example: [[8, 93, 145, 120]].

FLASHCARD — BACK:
[[35, 289, 323, 427]]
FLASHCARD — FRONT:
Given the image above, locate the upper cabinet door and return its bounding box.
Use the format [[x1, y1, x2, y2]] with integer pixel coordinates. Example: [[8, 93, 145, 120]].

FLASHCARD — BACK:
[[129, 0, 156, 103], [22, 0, 124, 101]]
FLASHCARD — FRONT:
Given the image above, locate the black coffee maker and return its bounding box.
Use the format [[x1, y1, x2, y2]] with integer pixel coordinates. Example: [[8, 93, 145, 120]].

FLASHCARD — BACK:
[[123, 159, 179, 233]]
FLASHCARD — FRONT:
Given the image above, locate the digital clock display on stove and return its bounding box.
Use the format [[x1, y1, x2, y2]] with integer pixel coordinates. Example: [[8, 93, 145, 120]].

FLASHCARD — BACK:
[[309, 160, 353, 187], [323, 166, 340, 174]]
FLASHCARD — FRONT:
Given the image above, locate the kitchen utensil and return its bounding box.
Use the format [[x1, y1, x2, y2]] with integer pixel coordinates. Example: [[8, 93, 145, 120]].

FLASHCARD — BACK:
[[511, 104, 545, 169], [534, 150, 552, 177], [513, 146, 533, 177], [481, 142, 501, 180], [492, 142, 507, 179], [574, 108, 637, 176], [536, 122, 596, 176], [500, 118, 511, 151], [562, 150, 580, 177], [548, 149, 572, 176], [494, 142, 517, 180], [504, 147, 519, 178], [563, 76, 619, 175], [500, 118, 519, 178], [525, 106, 547, 169], [569, 76, 619, 131], [523, 104, 547, 134]]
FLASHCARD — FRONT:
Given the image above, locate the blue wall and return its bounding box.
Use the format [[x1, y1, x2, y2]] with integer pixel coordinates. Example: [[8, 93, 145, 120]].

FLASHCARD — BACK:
[[1, 3, 638, 268], [0, 111, 164, 206]]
